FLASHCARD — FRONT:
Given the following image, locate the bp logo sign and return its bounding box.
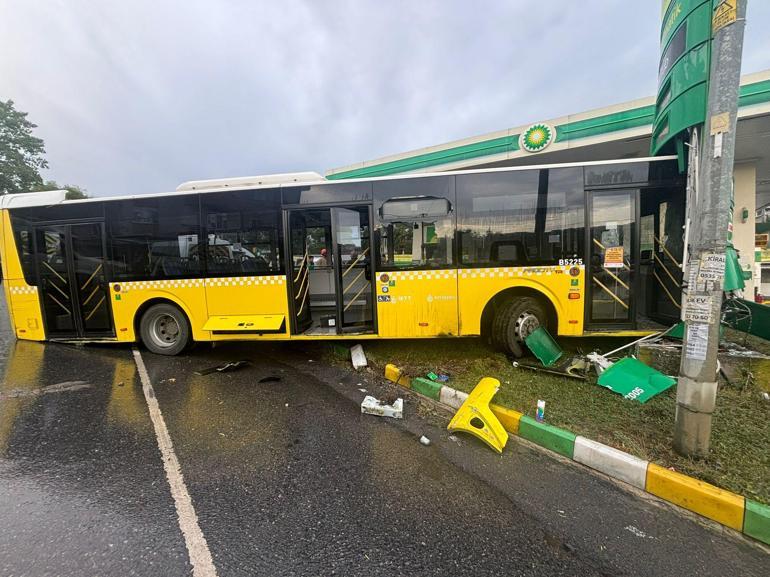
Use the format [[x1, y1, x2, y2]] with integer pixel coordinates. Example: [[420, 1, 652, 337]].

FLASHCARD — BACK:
[[519, 123, 555, 153]]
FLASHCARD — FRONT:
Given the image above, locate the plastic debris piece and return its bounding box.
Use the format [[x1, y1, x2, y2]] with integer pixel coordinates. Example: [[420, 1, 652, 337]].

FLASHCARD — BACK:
[[384, 364, 411, 387], [361, 395, 403, 419], [419, 435, 431, 446], [436, 374, 450, 382], [587, 352, 613, 375], [427, 371, 439, 381], [195, 360, 251, 376], [350, 344, 367, 369], [513, 358, 587, 380], [447, 377, 508, 454], [597, 357, 676, 403], [566, 357, 589, 376], [536, 400, 546, 422], [525, 327, 564, 367]]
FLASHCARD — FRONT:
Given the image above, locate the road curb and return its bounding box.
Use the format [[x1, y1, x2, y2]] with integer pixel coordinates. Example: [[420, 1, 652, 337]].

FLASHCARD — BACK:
[[518, 415, 575, 458], [744, 500, 770, 544], [646, 463, 745, 531], [574, 436, 648, 490], [383, 364, 769, 546]]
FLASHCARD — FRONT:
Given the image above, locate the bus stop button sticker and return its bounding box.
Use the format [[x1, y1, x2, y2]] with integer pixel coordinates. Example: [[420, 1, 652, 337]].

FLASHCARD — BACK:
[[603, 246, 624, 269]]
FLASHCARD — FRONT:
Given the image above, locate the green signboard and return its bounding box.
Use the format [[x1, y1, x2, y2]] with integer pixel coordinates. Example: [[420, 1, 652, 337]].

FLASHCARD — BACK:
[[651, 0, 712, 155]]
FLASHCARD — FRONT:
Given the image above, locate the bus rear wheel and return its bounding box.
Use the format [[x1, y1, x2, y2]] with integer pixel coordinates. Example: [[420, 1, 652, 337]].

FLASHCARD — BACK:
[[493, 297, 548, 358], [139, 303, 191, 356]]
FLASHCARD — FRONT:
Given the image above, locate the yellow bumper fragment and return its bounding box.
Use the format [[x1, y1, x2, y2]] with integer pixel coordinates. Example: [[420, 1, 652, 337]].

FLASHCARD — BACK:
[[447, 377, 509, 454]]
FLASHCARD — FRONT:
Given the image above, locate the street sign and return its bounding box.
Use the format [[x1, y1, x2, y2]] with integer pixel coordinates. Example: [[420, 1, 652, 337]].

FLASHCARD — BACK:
[[651, 0, 713, 155]]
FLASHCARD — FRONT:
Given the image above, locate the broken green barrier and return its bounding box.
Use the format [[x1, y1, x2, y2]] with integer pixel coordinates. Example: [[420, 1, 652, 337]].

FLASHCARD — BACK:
[[525, 327, 564, 367], [724, 245, 745, 291], [597, 357, 676, 403]]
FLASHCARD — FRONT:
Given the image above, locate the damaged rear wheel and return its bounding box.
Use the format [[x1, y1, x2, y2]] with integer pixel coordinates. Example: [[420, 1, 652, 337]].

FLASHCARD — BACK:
[[492, 297, 548, 358]]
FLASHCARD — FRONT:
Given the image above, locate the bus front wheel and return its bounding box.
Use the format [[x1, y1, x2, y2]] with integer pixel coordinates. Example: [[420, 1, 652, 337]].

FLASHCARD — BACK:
[[139, 303, 191, 356], [493, 297, 547, 358]]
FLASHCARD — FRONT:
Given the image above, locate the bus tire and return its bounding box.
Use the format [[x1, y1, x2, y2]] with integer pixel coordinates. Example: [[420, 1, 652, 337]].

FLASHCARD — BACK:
[[139, 303, 191, 356], [494, 297, 548, 358]]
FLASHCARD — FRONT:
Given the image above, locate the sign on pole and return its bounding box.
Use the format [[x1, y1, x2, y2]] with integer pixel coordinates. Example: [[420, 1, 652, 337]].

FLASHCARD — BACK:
[[651, 0, 713, 156]]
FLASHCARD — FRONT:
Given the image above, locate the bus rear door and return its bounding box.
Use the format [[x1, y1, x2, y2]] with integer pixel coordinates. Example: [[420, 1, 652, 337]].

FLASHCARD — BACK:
[[34, 222, 113, 339], [585, 189, 637, 329]]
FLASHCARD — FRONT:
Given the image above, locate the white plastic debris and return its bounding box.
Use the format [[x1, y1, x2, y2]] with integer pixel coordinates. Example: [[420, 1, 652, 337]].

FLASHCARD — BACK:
[[763, 392, 770, 401], [360, 395, 403, 419], [419, 435, 431, 446], [587, 352, 613, 375], [350, 344, 368, 370]]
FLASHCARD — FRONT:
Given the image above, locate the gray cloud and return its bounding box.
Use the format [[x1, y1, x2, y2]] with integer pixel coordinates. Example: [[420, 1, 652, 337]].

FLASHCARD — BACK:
[[1, 0, 769, 196]]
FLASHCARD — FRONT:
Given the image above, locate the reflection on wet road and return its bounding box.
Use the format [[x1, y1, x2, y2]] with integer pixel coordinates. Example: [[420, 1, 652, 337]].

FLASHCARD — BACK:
[[0, 295, 596, 576], [0, 338, 191, 575], [1, 292, 767, 577]]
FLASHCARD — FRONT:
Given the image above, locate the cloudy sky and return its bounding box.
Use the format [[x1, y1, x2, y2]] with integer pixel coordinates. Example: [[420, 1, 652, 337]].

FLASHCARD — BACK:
[[2, 1, 769, 197]]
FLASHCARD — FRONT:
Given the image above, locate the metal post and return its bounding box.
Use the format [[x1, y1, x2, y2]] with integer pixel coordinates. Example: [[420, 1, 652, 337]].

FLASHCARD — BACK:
[[674, 0, 747, 457]]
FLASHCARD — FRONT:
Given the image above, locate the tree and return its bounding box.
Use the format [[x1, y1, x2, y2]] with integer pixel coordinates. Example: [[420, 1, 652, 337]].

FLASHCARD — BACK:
[[0, 100, 48, 195], [32, 180, 89, 200]]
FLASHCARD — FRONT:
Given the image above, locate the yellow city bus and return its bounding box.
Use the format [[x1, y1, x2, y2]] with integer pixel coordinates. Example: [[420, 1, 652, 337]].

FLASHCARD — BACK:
[[0, 157, 685, 356]]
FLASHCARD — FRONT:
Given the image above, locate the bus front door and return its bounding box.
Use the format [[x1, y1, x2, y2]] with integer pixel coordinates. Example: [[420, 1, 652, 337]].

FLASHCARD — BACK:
[[331, 207, 374, 333], [586, 190, 637, 329], [286, 206, 375, 335], [34, 223, 113, 339]]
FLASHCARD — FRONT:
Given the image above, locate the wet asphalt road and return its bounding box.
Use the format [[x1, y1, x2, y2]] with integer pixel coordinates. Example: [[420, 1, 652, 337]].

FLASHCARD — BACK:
[[0, 296, 767, 576]]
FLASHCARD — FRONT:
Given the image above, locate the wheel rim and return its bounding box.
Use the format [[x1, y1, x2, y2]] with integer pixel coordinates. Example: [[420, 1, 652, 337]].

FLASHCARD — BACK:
[[148, 313, 180, 349], [514, 311, 540, 342]]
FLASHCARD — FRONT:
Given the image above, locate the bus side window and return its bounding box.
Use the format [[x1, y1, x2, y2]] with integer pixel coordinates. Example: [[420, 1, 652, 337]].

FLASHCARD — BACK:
[[374, 178, 455, 270], [108, 196, 202, 280], [201, 189, 283, 276], [457, 168, 584, 267]]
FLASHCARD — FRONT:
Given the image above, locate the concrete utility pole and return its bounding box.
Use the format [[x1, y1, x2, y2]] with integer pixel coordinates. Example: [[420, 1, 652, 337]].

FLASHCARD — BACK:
[[674, 0, 748, 457]]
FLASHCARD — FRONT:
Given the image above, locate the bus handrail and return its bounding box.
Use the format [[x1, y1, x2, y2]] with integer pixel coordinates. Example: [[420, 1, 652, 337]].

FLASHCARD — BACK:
[[342, 247, 369, 278], [653, 271, 682, 309], [653, 235, 682, 268], [653, 252, 681, 288], [342, 269, 365, 296], [601, 267, 629, 291], [344, 282, 369, 313], [296, 281, 310, 316], [294, 265, 309, 301], [80, 264, 103, 291], [592, 277, 629, 310], [293, 251, 308, 283]]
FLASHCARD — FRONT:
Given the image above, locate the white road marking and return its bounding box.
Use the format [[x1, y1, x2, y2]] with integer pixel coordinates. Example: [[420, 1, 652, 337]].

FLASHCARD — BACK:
[[133, 348, 218, 577]]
